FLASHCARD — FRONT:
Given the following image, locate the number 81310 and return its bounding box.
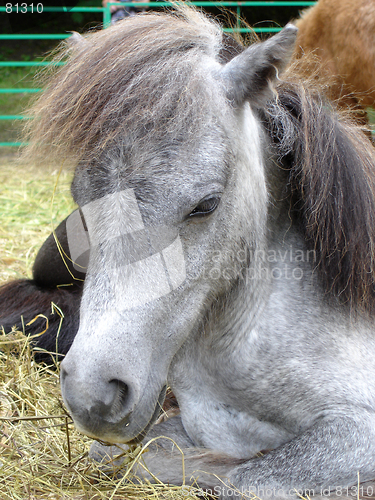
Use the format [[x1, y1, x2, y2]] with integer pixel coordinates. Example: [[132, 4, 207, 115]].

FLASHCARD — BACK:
[[6, 3, 43, 13]]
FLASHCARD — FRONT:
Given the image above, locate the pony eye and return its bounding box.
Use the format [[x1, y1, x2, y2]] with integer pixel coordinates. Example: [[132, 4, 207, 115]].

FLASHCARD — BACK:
[[189, 196, 220, 217]]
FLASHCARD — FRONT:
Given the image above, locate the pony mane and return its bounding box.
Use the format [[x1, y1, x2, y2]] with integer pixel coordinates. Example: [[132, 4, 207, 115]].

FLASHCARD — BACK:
[[266, 77, 375, 311], [21, 7, 237, 167]]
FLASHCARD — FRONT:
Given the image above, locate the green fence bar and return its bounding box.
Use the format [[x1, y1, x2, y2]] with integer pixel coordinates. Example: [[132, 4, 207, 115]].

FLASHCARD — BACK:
[[0, 89, 41, 93], [41, 6, 103, 11], [105, 1, 314, 6], [0, 6, 104, 12], [0, 116, 30, 120], [0, 34, 71, 40], [0, 61, 65, 67]]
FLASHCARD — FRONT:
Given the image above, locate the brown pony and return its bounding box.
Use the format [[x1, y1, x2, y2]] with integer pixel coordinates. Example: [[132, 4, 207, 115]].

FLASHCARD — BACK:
[[294, 0, 375, 127]]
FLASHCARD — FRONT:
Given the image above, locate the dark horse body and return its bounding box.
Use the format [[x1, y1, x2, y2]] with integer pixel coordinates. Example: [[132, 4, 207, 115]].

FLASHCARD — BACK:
[[0, 215, 83, 359], [2, 8, 375, 498]]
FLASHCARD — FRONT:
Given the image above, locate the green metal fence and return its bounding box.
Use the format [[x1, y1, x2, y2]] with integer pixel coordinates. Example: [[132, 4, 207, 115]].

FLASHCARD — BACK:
[[0, 1, 316, 148]]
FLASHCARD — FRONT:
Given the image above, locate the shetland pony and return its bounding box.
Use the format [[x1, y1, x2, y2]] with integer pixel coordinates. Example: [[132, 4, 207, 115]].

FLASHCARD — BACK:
[[1, 8, 375, 498]]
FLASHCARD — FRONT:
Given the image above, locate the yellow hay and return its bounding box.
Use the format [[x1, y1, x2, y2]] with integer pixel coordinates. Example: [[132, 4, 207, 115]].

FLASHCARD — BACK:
[[0, 329, 205, 499]]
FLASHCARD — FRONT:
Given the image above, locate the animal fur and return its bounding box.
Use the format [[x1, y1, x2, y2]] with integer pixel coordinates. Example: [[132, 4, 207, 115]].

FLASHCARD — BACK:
[[294, 0, 375, 127]]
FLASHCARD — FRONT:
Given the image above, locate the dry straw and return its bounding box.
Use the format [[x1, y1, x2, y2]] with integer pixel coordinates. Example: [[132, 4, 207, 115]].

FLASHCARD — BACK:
[[0, 327, 205, 499]]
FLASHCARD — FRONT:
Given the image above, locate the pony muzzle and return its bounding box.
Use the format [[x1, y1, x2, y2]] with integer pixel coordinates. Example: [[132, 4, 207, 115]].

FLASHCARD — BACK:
[[60, 359, 165, 443]]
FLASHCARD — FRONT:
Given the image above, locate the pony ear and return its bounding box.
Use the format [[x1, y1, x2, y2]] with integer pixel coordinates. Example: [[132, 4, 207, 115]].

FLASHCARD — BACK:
[[219, 24, 298, 107]]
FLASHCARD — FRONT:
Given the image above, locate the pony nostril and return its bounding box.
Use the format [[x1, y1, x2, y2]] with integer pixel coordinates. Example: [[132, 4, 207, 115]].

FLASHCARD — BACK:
[[107, 379, 132, 417], [61, 366, 137, 424]]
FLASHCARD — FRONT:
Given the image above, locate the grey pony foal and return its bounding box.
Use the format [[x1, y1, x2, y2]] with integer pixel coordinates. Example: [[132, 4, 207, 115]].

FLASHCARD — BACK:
[[18, 7, 375, 499]]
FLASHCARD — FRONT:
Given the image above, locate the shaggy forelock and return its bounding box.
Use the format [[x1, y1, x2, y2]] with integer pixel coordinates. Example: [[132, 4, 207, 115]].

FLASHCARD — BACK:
[[22, 8, 232, 166]]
